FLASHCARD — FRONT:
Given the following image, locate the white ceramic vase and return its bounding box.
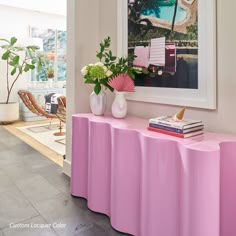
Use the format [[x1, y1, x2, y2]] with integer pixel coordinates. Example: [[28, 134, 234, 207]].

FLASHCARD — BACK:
[[90, 89, 107, 115], [48, 78, 54, 88], [111, 91, 127, 119]]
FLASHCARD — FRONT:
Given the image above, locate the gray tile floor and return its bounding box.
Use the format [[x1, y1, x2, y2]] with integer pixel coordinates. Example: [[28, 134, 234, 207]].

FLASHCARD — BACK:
[[0, 127, 130, 236]]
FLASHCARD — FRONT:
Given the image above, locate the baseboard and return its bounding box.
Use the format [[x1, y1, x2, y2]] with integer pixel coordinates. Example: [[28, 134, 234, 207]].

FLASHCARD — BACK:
[[63, 159, 71, 177]]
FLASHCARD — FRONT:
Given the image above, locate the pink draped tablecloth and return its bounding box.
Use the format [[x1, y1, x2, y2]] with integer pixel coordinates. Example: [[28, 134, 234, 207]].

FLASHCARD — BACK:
[[70, 113, 236, 236]]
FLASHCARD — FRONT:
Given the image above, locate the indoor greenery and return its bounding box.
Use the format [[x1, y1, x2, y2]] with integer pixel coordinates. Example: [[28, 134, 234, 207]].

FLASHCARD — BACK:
[[47, 66, 54, 79], [81, 36, 141, 95], [0, 37, 47, 103]]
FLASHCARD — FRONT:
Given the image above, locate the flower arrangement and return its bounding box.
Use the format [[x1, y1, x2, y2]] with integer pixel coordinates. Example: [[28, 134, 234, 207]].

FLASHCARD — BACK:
[[81, 36, 141, 95]]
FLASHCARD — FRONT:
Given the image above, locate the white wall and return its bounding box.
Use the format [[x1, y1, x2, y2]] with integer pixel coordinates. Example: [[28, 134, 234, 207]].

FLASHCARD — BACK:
[[0, 5, 66, 103], [64, 0, 118, 175], [65, 0, 236, 173], [0, 0, 66, 16]]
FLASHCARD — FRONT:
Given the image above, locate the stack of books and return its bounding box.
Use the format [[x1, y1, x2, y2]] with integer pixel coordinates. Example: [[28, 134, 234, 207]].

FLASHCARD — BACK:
[[148, 116, 204, 138]]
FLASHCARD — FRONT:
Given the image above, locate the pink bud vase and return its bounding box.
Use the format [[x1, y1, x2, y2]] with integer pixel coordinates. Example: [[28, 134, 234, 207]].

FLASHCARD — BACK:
[[111, 91, 127, 118], [90, 88, 106, 115]]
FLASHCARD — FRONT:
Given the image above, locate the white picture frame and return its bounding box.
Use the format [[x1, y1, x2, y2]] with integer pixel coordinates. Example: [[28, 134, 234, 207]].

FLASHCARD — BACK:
[[117, 0, 216, 109]]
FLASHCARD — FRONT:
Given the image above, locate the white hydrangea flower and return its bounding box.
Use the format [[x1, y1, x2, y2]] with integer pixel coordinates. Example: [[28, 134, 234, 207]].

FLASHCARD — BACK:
[[105, 70, 113, 77], [95, 62, 104, 66], [102, 65, 108, 71], [81, 66, 88, 76]]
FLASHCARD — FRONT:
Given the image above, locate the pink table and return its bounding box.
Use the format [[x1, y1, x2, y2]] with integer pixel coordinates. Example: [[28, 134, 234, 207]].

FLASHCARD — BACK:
[[71, 113, 236, 236]]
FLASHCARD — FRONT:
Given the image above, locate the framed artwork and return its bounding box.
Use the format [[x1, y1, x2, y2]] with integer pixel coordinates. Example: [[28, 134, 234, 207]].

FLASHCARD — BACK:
[[117, 0, 216, 109], [30, 27, 67, 82]]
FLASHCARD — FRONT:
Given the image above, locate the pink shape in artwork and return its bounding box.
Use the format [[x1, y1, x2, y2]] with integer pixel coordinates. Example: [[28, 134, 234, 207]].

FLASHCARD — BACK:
[[133, 46, 150, 68]]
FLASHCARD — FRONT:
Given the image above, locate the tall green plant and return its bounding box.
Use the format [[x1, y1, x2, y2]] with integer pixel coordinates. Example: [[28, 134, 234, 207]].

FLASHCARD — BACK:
[[0, 37, 47, 103]]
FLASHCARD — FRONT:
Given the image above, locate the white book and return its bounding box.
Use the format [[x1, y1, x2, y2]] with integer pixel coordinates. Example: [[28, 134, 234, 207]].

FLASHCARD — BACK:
[[149, 116, 203, 129]]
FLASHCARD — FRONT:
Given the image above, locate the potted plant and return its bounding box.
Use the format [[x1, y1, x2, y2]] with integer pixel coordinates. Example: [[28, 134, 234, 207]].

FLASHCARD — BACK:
[[0, 37, 46, 123], [47, 66, 54, 79], [47, 66, 54, 88], [81, 36, 141, 115]]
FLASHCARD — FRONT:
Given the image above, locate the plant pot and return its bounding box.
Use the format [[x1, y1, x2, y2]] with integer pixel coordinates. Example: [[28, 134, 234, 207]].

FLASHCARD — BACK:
[[47, 78, 54, 88], [0, 102, 19, 123]]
